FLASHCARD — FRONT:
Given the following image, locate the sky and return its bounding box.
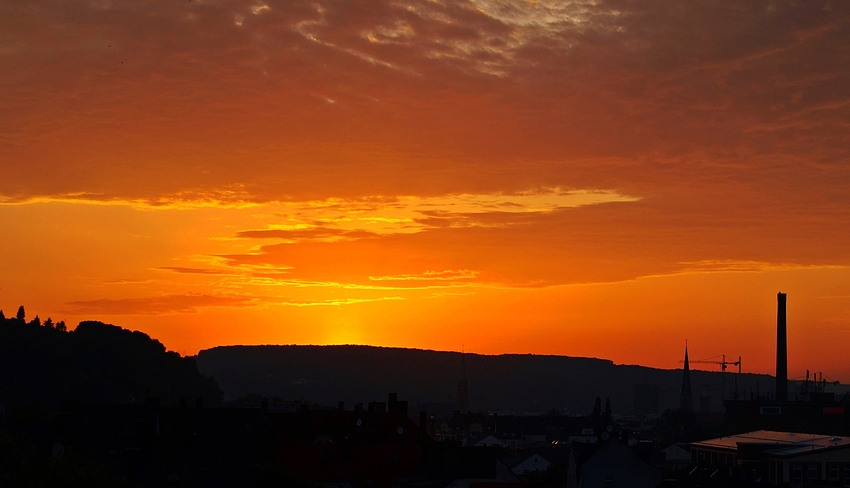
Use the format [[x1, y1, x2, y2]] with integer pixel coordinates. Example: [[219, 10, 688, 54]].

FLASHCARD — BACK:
[[2, 0, 850, 380]]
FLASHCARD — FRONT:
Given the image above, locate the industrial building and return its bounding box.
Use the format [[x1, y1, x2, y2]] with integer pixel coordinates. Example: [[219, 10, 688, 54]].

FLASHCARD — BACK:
[[721, 293, 850, 436], [691, 430, 850, 486]]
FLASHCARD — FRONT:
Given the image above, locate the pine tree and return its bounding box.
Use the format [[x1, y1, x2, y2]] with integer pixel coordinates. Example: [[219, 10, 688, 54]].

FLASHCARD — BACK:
[[16, 305, 25, 321], [0, 310, 5, 321], [44, 317, 54, 329], [56, 320, 67, 332]]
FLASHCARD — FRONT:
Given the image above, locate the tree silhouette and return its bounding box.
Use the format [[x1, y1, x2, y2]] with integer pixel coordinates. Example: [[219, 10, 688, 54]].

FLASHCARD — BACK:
[[0, 310, 5, 321], [592, 396, 601, 417], [43, 317, 54, 329], [16, 306, 25, 322], [604, 397, 612, 420], [0, 315, 223, 406], [28, 315, 41, 327]]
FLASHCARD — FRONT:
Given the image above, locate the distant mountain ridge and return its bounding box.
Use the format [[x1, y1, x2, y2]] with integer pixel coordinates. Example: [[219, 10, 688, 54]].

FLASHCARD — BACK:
[[195, 344, 776, 414]]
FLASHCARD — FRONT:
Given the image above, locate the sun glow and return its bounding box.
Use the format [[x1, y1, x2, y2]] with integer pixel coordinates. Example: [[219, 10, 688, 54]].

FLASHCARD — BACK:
[[3, 0, 850, 380]]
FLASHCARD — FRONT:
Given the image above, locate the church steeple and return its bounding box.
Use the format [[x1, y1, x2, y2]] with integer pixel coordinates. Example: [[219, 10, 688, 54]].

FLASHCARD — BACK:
[[680, 342, 693, 412]]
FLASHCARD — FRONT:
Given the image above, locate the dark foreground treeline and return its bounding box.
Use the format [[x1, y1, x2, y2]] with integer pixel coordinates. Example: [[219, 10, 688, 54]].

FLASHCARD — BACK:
[[0, 306, 222, 408]]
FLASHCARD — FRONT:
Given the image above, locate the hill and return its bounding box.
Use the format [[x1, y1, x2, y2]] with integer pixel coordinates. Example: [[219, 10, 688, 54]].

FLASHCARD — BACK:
[[196, 344, 776, 414], [0, 309, 222, 407]]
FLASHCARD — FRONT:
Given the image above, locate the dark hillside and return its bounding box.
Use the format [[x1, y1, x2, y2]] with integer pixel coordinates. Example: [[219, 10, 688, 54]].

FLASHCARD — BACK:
[[0, 311, 222, 407], [196, 344, 777, 414]]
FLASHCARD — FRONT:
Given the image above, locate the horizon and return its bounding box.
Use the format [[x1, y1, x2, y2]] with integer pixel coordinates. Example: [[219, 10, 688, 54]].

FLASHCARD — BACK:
[[192, 341, 795, 379], [0, 308, 813, 380], [3, 1, 850, 381]]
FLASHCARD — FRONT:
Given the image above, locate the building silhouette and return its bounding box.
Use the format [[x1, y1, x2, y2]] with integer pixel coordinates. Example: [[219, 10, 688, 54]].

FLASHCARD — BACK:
[[724, 292, 850, 435]]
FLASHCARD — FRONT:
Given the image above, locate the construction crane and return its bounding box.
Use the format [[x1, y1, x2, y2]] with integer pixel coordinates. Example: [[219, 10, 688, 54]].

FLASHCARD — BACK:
[[680, 354, 742, 401]]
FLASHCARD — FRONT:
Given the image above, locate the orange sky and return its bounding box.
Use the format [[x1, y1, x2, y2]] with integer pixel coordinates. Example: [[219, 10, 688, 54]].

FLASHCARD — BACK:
[[2, 0, 850, 380]]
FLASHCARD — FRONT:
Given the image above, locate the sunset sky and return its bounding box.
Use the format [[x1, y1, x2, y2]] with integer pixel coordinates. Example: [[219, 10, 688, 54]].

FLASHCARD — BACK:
[[2, 0, 850, 380]]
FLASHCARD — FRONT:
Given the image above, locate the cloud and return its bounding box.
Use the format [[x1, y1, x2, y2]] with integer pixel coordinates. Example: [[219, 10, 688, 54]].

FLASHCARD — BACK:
[[235, 228, 380, 241], [273, 296, 405, 307], [155, 266, 229, 275], [676, 260, 793, 274], [369, 269, 479, 281], [2, 0, 848, 208], [227, 189, 640, 240], [3, 0, 850, 377], [64, 294, 255, 315], [0, 188, 266, 209], [210, 189, 850, 289], [3, 0, 850, 309]]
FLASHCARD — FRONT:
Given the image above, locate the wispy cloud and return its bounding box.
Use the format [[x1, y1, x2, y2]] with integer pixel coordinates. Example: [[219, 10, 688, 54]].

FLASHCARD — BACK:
[[0, 189, 265, 210], [230, 189, 640, 239], [273, 296, 405, 307], [369, 269, 478, 281], [155, 266, 229, 275], [64, 294, 256, 315], [677, 260, 826, 274], [235, 228, 380, 241]]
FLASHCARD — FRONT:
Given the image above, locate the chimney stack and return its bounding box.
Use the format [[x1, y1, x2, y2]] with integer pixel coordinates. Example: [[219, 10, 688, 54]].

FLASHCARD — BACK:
[[776, 292, 788, 402]]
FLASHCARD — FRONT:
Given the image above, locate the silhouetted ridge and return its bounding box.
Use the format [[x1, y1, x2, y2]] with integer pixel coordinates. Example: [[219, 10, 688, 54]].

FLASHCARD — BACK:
[[196, 344, 774, 414], [0, 310, 222, 407]]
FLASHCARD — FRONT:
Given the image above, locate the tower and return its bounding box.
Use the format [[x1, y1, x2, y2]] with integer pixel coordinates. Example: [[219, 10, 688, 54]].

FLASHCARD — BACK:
[[776, 292, 788, 402], [680, 343, 693, 412]]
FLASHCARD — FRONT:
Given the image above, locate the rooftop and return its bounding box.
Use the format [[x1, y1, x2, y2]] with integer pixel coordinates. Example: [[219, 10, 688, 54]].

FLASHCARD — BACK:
[[692, 430, 850, 457]]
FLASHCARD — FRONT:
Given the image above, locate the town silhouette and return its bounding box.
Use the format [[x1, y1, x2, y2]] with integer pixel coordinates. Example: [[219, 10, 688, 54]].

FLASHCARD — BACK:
[[4, 0, 849, 485], [2, 294, 849, 487]]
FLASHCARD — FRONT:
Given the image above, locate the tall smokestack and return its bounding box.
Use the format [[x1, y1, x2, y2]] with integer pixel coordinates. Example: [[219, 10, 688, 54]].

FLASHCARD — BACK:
[[776, 292, 788, 402]]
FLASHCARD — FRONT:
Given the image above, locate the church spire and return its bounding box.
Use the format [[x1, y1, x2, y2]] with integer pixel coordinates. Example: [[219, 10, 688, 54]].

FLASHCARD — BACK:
[[680, 341, 693, 412]]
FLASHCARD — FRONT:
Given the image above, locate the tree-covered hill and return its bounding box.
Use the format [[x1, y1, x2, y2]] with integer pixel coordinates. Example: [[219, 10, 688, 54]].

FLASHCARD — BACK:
[[0, 307, 222, 407], [196, 344, 783, 414]]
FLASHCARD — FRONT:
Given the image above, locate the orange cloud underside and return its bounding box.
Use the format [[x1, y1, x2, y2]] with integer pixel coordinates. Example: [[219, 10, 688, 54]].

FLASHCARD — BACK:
[[2, 0, 850, 380]]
